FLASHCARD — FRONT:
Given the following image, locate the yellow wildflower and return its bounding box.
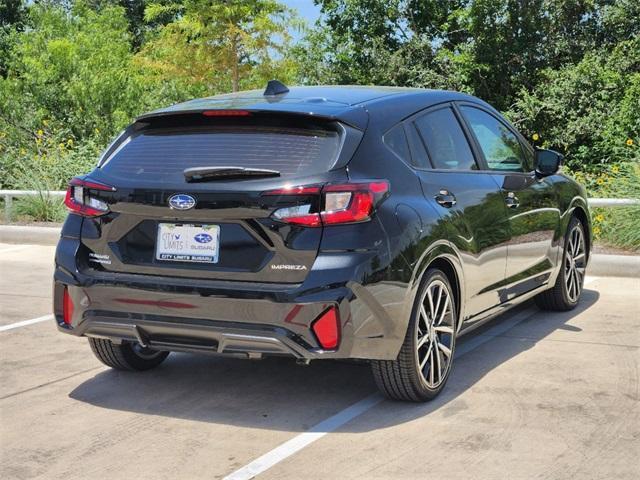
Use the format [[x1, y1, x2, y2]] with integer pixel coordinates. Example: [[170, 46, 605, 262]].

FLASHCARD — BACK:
[[593, 226, 601, 236], [626, 138, 634, 146], [67, 138, 74, 146], [595, 214, 604, 223], [611, 165, 620, 174], [532, 133, 540, 141], [596, 177, 604, 185], [59, 143, 66, 150], [36, 129, 44, 137]]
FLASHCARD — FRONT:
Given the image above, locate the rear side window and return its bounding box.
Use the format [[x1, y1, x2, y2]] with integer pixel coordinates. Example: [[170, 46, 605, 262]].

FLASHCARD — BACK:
[[101, 124, 341, 182], [413, 107, 477, 170], [383, 124, 411, 164]]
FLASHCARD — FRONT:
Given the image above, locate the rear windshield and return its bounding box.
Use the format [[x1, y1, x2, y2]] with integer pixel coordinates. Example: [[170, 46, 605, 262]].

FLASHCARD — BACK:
[[100, 123, 341, 182]]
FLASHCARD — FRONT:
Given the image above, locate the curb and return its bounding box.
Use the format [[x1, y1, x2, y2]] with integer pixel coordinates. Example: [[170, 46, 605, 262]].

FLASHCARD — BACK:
[[0, 225, 61, 246], [0, 225, 638, 278], [588, 254, 640, 279]]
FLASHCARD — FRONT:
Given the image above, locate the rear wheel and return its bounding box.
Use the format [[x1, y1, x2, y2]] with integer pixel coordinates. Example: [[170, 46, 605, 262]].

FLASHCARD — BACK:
[[371, 269, 456, 402], [535, 216, 587, 311], [88, 338, 169, 371]]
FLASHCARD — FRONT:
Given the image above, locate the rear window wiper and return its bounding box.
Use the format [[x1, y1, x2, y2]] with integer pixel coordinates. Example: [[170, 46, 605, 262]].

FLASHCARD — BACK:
[[184, 166, 280, 182]]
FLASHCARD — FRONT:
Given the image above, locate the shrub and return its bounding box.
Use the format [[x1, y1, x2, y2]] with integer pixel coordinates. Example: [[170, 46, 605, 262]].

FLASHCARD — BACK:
[[571, 162, 640, 251]]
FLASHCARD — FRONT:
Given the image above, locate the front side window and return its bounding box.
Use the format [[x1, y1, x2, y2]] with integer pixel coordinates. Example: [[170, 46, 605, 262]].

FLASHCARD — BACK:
[[521, 142, 535, 171], [413, 107, 477, 170], [460, 106, 527, 172]]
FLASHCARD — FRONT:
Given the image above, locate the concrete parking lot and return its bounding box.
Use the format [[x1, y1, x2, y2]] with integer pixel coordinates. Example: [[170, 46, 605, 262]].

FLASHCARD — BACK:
[[1, 242, 639, 480]]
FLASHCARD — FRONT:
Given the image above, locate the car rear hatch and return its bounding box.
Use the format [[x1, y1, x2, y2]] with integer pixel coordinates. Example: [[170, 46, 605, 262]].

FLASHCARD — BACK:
[[72, 111, 361, 284]]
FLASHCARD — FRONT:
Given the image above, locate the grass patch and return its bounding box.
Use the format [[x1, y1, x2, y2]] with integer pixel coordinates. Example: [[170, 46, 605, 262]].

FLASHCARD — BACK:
[[13, 194, 66, 223], [572, 162, 640, 251]]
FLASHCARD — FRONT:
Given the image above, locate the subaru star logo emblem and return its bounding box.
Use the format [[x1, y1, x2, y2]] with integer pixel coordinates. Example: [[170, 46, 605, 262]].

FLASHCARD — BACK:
[[194, 233, 213, 244], [168, 194, 196, 210]]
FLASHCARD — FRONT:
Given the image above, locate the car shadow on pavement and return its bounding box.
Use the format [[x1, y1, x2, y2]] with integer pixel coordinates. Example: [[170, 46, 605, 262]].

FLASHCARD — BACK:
[[69, 289, 599, 432]]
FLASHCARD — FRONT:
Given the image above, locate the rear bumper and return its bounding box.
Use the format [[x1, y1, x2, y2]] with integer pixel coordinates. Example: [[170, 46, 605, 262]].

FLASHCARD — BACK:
[[53, 250, 411, 360], [67, 311, 320, 359]]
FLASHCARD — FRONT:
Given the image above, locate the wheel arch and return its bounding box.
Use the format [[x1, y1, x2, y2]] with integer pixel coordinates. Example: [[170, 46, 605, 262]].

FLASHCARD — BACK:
[[566, 196, 592, 260], [427, 257, 462, 331], [408, 241, 465, 334], [571, 203, 592, 260]]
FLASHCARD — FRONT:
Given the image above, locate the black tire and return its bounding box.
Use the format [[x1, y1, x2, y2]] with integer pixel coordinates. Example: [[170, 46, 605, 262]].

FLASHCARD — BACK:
[[371, 268, 457, 402], [88, 338, 169, 371], [535, 216, 587, 311]]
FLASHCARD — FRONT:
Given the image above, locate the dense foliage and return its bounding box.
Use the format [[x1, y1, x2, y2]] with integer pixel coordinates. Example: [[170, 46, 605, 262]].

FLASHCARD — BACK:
[[0, 0, 300, 190], [298, 0, 639, 170], [0, 0, 638, 247]]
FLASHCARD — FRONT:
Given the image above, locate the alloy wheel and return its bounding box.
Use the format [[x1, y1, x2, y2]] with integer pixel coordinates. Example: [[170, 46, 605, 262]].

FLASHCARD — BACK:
[[416, 279, 455, 389], [564, 225, 586, 303]]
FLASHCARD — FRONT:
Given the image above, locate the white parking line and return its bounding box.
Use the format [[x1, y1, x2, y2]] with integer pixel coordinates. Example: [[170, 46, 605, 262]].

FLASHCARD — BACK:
[[224, 394, 383, 480], [0, 314, 54, 332]]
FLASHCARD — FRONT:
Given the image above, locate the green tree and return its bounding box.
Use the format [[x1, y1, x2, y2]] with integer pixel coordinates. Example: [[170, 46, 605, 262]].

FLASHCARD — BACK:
[[84, 0, 184, 49], [140, 0, 301, 93], [0, 1, 151, 188], [507, 37, 640, 170], [0, 0, 27, 77], [0, 1, 148, 140]]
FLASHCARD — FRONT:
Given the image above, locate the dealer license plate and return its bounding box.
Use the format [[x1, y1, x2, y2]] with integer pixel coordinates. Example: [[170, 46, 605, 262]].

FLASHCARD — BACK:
[[155, 223, 220, 263]]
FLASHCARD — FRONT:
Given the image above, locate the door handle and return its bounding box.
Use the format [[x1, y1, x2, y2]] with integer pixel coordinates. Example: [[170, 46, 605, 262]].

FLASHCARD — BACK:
[[435, 189, 457, 208], [505, 191, 519, 208]]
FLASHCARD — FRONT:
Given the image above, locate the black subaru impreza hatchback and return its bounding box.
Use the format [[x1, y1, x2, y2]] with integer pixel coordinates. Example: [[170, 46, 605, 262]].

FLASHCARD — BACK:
[[54, 83, 591, 401]]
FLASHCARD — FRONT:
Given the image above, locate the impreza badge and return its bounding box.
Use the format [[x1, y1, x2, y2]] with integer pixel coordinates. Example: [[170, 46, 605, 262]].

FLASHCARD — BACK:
[[271, 264, 307, 270]]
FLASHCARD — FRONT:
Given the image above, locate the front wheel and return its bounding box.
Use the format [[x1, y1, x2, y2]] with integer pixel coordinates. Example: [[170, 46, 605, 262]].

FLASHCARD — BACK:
[[371, 268, 457, 402], [89, 338, 169, 371], [535, 216, 587, 311]]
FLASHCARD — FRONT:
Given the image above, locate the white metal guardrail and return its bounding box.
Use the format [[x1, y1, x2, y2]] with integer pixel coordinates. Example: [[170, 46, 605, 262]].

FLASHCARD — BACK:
[[1, 189, 639, 222], [587, 198, 640, 207]]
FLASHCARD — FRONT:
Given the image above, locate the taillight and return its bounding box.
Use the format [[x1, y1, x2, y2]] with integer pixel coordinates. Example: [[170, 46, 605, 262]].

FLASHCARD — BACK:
[[322, 182, 389, 225], [62, 287, 74, 325], [265, 181, 389, 227], [64, 177, 115, 217], [311, 306, 340, 350]]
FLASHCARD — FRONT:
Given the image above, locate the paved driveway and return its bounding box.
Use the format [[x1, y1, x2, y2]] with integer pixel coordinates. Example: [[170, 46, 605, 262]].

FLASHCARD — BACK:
[[1, 243, 638, 480]]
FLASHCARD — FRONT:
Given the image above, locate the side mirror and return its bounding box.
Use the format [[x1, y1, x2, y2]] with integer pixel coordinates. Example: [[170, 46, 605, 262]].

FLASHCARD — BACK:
[[535, 149, 563, 176]]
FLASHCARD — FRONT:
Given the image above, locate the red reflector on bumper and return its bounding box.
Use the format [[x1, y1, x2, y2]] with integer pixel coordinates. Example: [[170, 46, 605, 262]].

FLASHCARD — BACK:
[[62, 287, 74, 325], [312, 307, 340, 350]]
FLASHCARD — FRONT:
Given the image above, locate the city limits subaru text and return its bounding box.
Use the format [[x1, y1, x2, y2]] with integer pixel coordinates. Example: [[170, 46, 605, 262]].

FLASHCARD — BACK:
[[54, 82, 591, 401]]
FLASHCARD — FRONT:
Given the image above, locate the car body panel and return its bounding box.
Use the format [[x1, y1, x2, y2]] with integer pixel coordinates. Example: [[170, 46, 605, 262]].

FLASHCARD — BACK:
[[492, 172, 561, 291]]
